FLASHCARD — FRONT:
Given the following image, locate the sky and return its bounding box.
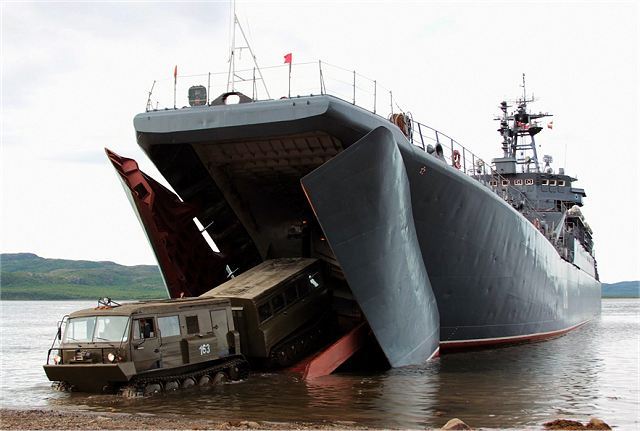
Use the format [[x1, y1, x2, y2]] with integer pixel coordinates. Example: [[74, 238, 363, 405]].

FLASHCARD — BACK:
[[1, 1, 638, 283]]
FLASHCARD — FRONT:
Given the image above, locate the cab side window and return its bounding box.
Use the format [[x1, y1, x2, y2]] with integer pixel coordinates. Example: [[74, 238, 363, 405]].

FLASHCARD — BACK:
[[133, 318, 156, 340], [271, 293, 285, 313], [158, 315, 181, 337], [285, 285, 298, 304], [258, 302, 272, 322], [298, 279, 310, 297], [185, 315, 200, 335]]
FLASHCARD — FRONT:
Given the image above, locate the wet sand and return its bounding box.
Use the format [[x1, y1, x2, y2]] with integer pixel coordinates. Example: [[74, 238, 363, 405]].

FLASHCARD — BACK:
[[0, 408, 371, 430]]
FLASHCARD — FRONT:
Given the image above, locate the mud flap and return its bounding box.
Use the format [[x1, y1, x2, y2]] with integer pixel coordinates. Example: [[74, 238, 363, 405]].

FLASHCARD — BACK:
[[301, 127, 440, 367]]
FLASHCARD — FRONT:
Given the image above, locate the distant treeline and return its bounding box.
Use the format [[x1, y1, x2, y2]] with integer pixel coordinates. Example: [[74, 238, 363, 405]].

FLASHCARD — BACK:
[[601, 280, 640, 298], [0, 253, 638, 300], [0, 253, 167, 300]]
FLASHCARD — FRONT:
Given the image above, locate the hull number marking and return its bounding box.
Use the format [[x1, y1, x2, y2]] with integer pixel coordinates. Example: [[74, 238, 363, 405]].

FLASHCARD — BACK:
[[199, 343, 211, 355]]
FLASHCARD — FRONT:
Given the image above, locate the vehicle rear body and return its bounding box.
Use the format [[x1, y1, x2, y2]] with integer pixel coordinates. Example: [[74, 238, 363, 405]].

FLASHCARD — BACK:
[[201, 258, 331, 364]]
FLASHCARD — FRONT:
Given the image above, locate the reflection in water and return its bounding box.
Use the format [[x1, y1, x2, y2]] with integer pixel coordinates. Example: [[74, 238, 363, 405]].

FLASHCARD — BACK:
[[1, 300, 638, 429], [430, 331, 604, 428]]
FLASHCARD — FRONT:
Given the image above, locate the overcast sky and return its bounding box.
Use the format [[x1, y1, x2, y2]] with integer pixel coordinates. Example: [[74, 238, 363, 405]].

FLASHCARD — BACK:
[[1, 1, 638, 283]]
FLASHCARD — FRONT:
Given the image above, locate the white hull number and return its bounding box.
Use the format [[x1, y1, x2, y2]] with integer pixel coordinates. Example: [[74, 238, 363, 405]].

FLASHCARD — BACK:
[[199, 343, 211, 356]]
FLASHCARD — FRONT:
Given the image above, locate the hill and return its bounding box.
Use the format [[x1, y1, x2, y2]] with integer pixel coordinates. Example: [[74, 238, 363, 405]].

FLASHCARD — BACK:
[[0, 253, 167, 300], [602, 280, 639, 298], [1, 253, 638, 300]]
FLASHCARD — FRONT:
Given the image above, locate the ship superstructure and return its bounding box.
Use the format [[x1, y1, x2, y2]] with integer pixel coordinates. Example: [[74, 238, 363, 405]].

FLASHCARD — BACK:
[[490, 75, 596, 279]]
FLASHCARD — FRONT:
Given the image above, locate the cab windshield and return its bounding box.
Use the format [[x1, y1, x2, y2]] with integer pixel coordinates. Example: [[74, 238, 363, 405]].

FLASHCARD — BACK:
[[63, 316, 130, 343]]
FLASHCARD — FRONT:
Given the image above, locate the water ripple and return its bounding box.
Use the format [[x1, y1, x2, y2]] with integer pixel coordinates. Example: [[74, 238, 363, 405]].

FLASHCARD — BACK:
[[1, 299, 638, 429]]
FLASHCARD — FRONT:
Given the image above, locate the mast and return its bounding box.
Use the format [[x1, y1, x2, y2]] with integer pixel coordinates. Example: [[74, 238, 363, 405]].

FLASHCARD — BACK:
[[226, 0, 236, 92], [226, 2, 270, 99], [494, 74, 552, 174]]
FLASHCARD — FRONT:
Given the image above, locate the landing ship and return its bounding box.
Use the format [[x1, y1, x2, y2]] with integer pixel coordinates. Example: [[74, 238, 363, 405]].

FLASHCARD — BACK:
[[104, 20, 600, 370]]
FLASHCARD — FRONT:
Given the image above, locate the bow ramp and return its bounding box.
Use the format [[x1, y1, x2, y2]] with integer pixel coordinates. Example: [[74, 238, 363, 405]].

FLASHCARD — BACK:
[[301, 126, 440, 367], [105, 148, 233, 298]]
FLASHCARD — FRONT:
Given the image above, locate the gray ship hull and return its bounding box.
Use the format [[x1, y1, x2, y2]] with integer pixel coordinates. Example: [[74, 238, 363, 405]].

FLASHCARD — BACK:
[[131, 95, 601, 365], [400, 133, 601, 346]]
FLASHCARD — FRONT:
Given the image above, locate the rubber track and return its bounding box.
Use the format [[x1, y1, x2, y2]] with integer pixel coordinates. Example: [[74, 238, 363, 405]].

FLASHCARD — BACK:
[[119, 356, 249, 396], [269, 316, 333, 367]]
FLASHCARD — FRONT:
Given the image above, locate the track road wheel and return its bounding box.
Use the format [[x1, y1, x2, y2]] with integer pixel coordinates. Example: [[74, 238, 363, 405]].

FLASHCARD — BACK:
[[212, 372, 228, 385], [181, 377, 195, 388], [286, 344, 297, 362], [52, 381, 74, 392], [164, 380, 179, 392], [143, 383, 161, 396], [228, 365, 239, 380], [198, 375, 211, 386], [276, 350, 288, 367]]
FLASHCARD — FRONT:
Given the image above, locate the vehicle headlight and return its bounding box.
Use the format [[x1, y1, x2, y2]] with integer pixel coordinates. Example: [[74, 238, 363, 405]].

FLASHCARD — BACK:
[[53, 355, 62, 365], [107, 353, 116, 363]]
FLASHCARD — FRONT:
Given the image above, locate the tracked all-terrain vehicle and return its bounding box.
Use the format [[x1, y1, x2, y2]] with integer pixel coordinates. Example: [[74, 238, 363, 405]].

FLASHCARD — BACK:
[[44, 297, 248, 395], [44, 258, 337, 394]]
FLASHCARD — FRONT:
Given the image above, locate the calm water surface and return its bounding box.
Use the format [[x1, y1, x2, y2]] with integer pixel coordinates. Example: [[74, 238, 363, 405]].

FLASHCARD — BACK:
[[1, 299, 638, 429]]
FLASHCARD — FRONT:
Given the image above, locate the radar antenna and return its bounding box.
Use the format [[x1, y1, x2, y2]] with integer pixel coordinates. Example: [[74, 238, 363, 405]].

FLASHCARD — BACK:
[[226, 1, 270, 99], [494, 74, 553, 173]]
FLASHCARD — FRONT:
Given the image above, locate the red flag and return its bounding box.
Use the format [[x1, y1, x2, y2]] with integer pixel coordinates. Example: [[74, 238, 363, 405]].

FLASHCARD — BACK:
[[173, 65, 178, 81], [284, 53, 292, 64], [547, 121, 553, 129]]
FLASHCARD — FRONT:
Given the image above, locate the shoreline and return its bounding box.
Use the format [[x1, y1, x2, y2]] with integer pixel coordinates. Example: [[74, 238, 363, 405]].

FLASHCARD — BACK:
[[0, 408, 373, 430], [0, 408, 614, 430]]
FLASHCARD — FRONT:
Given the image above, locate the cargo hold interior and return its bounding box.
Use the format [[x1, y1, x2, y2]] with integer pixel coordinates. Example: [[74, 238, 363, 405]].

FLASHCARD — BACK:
[[141, 130, 390, 371]]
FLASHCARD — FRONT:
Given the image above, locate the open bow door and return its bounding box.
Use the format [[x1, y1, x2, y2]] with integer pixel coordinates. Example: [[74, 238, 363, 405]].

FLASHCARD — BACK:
[[301, 127, 440, 367], [105, 149, 230, 298]]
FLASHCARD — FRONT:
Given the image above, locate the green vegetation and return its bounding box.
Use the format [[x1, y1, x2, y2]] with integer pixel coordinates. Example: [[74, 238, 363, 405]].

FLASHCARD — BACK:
[[2, 253, 638, 300], [0, 253, 167, 300], [602, 281, 639, 298]]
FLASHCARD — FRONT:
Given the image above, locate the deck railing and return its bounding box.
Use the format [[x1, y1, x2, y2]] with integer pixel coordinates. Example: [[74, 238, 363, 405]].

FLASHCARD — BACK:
[[146, 60, 545, 226], [146, 61, 398, 117]]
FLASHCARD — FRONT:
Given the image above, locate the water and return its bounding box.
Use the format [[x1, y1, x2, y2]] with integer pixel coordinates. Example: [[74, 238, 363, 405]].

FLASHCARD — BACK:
[[1, 300, 638, 429]]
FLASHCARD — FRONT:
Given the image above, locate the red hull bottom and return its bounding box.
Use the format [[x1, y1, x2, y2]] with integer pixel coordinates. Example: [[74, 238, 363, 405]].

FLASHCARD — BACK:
[[439, 319, 592, 352]]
